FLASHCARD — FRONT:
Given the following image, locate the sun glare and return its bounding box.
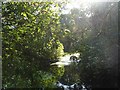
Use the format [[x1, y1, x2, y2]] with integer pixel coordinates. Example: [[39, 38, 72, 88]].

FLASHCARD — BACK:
[[61, 0, 113, 15], [62, 0, 91, 14]]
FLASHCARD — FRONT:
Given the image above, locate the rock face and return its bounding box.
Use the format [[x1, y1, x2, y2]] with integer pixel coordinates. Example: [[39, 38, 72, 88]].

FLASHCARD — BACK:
[[56, 81, 87, 90], [70, 56, 77, 61]]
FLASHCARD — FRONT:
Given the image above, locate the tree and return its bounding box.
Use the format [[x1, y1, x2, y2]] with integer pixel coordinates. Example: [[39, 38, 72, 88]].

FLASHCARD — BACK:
[[60, 2, 118, 88], [2, 2, 64, 88]]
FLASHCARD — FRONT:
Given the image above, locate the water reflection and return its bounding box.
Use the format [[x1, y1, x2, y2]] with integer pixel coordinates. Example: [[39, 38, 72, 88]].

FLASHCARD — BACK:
[[50, 53, 80, 67]]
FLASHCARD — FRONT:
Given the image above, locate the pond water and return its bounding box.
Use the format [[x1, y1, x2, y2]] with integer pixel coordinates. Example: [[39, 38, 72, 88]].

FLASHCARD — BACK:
[[51, 53, 81, 67]]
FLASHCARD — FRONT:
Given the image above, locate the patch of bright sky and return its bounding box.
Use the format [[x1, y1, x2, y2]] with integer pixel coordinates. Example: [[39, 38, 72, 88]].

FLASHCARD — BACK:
[[61, 0, 91, 14], [56, 0, 119, 2], [61, 0, 118, 15]]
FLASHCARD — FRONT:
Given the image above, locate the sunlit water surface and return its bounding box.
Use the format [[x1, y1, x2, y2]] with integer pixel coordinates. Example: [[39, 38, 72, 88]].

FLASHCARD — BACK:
[[51, 53, 80, 67]]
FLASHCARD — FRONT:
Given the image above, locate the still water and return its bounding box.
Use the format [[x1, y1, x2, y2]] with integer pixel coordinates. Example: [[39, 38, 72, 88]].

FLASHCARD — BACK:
[[51, 53, 80, 67]]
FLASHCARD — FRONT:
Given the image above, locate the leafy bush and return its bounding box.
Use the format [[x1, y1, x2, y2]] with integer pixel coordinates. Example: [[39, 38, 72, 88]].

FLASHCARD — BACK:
[[2, 2, 64, 88]]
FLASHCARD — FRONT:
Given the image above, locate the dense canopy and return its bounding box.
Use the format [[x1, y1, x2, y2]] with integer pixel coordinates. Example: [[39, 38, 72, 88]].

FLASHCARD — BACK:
[[2, 1, 118, 89]]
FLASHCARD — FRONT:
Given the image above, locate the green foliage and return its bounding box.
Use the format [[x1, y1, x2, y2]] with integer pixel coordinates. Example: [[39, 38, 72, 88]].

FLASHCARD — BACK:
[[60, 2, 118, 88], [33, 71, 57, 88], [2, 2, 64, 88], [53, 41, 64, 58], [2, 1, 118, 88], [78, 43, 107, 87], [50, 66, 65, 78], [60, 63, 80, 85]]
